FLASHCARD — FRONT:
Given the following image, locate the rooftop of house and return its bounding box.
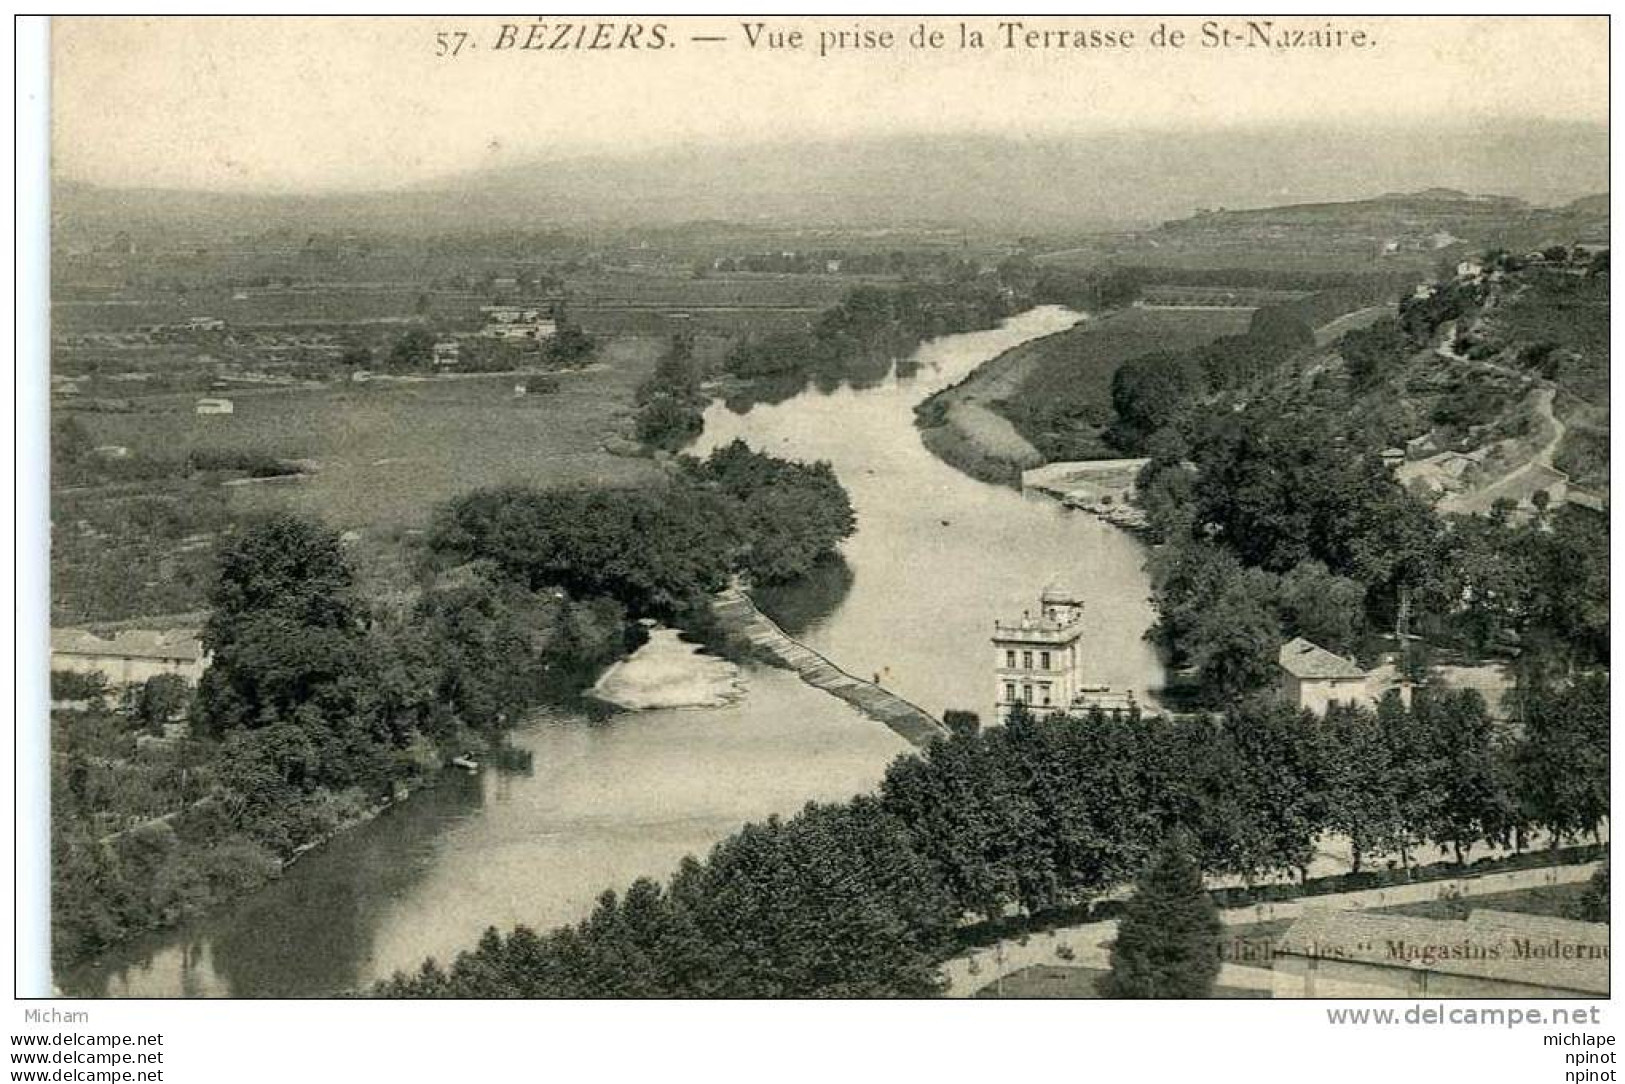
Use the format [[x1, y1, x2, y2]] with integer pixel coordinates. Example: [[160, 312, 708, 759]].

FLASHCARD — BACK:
[[51, 628, 204, 662], [1278, 637, 1365, 681], [1275, 907, 1608, 994]]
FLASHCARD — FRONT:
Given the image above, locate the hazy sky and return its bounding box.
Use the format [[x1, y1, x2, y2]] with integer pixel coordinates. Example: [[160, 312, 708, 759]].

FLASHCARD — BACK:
[[54, 15, 1608, 192]]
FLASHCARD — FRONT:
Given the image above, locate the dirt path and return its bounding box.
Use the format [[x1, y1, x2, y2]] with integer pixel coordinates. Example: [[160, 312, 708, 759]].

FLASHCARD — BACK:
[[1438, 384, 1567, 515], [1313, 303, 1396, 347]]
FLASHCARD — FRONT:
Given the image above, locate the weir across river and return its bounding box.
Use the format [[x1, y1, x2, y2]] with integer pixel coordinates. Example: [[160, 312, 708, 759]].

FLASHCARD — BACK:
[[711, 585, 949, 749]]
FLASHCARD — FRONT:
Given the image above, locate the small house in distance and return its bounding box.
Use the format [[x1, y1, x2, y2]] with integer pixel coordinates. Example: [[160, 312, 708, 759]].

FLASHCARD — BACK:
[[1278, 637, 1367, 714], [50, 628, 208, 688], [479, 305, 558, 342], [432, 340, 461, 367]]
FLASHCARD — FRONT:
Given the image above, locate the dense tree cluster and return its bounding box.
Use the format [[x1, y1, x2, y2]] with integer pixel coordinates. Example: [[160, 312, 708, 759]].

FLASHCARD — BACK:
[[55, 439, 857, 968], [1339, 315, 1412, 388], [1147, 545, 1367, 703], [427, 441, 855, 618], [1108, 306, 1314, 452], [679, 439, 855, 584], [633, 334, 706, 451], [1124, 264, 1608, 701], [379, 678, 1606, 997]]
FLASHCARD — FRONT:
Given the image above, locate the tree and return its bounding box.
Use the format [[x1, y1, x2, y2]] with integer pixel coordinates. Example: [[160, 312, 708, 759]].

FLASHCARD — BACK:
[[1101, 830, 1221, 998], [199, 514, 371, 733], [50, 670, 108, 706], [1512, 674, 1609, 846], [543, 326, 595, 366], [1414, 688, 1515, 863], [1137, 460, 1198, 545], [1374, 689, 1439, 868], [1221, 698, 1331, 880], [1338, 315, 1409, 388], [634, 394, 703, 451], [942, 710, 981, 739], [412, 578, 551, 736], [1275, 560, 1366, 658], [1574, 863, 1609, 923], [1323, 701, 1407, 873], [132, 673, 191, 735], [387, 329, 435, 370], [1109, 351, 1206, 451], [1189, 579, 1282, 705]]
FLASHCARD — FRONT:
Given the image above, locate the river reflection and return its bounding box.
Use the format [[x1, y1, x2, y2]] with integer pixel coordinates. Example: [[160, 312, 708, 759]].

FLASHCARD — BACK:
[[59, 305, 1164, 997], [750, 555, 855, 638]]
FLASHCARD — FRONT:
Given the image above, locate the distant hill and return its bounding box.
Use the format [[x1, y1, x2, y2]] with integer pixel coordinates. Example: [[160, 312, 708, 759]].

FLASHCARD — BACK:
[[1152, 185, 1608, 260], [54, 121, 1608, 238], [1565, 193, 1610, 216]]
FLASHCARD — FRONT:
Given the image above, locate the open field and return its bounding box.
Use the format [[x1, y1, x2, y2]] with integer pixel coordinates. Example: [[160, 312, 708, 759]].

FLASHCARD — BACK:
[[64, 336, 666, 533]]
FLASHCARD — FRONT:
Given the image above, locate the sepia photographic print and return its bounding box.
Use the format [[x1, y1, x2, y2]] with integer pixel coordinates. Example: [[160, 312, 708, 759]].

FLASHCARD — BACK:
[[36, 15, 1609, 1003]]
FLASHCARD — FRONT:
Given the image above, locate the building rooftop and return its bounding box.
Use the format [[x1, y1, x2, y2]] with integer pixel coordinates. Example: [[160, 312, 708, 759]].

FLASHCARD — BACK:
[[1275, 907, 1608, 995], [51, 628, 204, 663], [1040, 580, 1086, 606], [1278, 637, 1365, 680], [993, 618, 1083, 644]]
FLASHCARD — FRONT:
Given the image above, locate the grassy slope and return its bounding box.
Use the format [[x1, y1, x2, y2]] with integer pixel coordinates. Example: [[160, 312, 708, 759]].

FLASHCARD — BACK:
[[916, 308, 1250, 483], [994, 308, 1252, 460]]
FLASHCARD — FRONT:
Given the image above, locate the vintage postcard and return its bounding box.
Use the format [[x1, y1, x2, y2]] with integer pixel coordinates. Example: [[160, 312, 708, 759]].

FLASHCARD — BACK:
[[39, 15, 1607, 1004]]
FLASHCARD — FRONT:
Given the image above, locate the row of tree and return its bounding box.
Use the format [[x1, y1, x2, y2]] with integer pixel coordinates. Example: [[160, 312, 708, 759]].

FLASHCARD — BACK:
[[378, 678, 1607, 997]]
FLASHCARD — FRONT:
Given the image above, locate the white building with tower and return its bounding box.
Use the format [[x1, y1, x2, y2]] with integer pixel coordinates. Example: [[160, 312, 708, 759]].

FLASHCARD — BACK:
[[992, 585, 1086, 721], [992, 584, 1138, 722]]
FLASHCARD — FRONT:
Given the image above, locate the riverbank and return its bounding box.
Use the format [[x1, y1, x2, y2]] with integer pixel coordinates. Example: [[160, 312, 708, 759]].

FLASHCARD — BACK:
[[61, 306, 1165, 997], [1020, 459, 1151, 531], [912, 320, 1082, 485], [913, 307, 1250, 485]]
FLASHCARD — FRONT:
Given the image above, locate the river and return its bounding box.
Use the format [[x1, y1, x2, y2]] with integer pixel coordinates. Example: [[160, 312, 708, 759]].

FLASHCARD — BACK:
[[59, 305, 1165, 997]]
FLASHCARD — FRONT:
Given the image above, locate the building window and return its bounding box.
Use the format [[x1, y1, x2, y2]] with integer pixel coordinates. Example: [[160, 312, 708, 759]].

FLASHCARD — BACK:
[[1022, 683, 1033, 703], [1022, 651, 1033, 669], [1040, 651, 1051, 670], [1005, 650, 1016, 668], [1004, 682, 1016, 703], [1039, 682, 1052, 706]]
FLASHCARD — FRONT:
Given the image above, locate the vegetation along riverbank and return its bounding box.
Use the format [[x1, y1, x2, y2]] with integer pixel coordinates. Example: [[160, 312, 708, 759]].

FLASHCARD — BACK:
[[51, 439, 857, 970]]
